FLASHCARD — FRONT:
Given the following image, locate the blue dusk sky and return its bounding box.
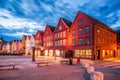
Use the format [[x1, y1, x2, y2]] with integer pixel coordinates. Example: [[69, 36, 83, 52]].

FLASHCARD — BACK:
[[0, 0, 120, 41]]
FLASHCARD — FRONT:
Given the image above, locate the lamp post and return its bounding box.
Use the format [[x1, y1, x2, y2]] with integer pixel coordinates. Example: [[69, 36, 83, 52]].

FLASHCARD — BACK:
[[32, 47, 35, 62]]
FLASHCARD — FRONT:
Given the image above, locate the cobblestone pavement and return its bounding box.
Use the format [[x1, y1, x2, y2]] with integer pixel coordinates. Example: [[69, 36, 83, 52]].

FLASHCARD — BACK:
[[0, 56, 120, 80]]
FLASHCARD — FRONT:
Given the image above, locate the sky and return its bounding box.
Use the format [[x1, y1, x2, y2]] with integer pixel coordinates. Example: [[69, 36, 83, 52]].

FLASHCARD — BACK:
[[0, 0, 120, 41]]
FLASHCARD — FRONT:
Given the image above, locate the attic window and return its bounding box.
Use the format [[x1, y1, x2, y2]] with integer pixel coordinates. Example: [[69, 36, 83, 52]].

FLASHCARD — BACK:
[[59, 25, 62, 30], [78, 19, 82, 26]]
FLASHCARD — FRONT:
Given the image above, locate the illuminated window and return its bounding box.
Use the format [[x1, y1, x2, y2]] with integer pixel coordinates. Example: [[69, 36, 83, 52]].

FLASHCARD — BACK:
[[72, 39, 76, 46], [49, 50, 53, 56], [60, 32, 62, 38], [78, 28, 82, 34], [55, 50, 60, 56], [78, 38, 83, 45], [63, 31, 66, 37], [86, 49, 92, 58], [45, 50, 48, 56], [63, 39, 66, 46], [97, 28, 100, 34], [85, 26, 90, 34], [110, 50, 113, 57], [72, 30, 75, 36], [102, 50, 105, 58], [82, 50, 85, 58], [75, 50, 79, 57], [78, 19, 82, 26], [60, 40, 62, 46]]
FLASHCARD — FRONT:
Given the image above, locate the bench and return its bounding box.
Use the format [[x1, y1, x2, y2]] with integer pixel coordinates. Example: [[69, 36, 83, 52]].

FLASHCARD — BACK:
[[35, 61, 49, 67], [61, 60, 69, 64], [0, 64, 17, 70]]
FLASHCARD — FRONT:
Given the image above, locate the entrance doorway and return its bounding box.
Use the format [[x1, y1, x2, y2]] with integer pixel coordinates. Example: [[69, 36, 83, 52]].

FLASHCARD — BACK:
[[65, 50, 73, 58], [97, 50, 100, 60]]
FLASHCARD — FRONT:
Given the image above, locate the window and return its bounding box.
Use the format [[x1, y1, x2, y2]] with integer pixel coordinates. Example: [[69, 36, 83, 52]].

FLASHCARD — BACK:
[[60, 32, 62, 38], [85, 26, 90, 33], [102, 50, 105, 58], [72, 30, 75, 36], [63, 31, 66, 37], [59, 25, 62, 31], [85, 37, 90, 44], [97, 37, 100, 44], [78, 19, 82, 26], [60, 40, 62, 46], [63, 39, 66, 46], [75, 50, 79, 57], [78, 28, 82, 34], [86, 49, 92, 58], [97, 28, 100, 34], [72, 39, 76, 46], [78, 38, 83, 45]]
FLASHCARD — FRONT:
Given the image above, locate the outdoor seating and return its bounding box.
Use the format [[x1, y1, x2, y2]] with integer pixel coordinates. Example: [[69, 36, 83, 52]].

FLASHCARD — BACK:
[[0, 63, 17, 70], [35, 61, 49, 67], [60, 60, 69, 64]]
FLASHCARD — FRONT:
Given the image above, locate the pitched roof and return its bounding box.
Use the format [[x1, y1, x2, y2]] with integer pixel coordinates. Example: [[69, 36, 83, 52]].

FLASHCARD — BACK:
[[61, 17, 72, 27], [48, 25, 55, 32], [77, 11, 116, 33]]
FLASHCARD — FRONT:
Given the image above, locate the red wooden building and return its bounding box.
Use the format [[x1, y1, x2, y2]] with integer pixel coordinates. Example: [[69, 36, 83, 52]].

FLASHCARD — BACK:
[[34, 11, 117, 60], [34, 30, 43, 56], [68, 11, 117, 60], [53, 17, 72, 57], [43, 25, 55, 56]]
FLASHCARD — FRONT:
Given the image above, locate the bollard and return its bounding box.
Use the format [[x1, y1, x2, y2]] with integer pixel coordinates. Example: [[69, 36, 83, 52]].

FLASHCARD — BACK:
[[87, 66, 94, 74], [91, 71, 104, 80]]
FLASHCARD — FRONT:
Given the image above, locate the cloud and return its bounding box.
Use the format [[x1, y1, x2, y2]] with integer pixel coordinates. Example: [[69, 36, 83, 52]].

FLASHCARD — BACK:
[[1, 32, 31, 38], [0, 9, 45, 31], [39, 1, 53, 12], [0, 0, 120, 41], [111, 10, 120, 29]]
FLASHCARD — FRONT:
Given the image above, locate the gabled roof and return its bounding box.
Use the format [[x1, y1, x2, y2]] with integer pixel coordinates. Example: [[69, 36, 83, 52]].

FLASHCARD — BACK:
[[48, 25, 55, 32], [61, 17, 72, 28], [77, 11, 116, 33], [22, 35, 27, 40]]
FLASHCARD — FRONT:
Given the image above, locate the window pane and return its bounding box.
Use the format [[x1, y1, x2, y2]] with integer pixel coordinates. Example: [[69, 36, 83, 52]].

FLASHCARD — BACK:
[[85, 26, 90, 33], [85, 37, 90, 44], [78, 19, 82, 26], [86, 49, 92, 58], [78, 28, 82, 34], [72, 39, 76, 46], [78, 38, 83, 45], [72, 30, 75, 36]]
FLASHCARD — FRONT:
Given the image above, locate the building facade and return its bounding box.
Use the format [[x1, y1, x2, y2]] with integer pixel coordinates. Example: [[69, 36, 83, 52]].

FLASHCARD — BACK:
[[43, 25, 55, 56], [117, 30, 120, 57], [34, 30, 43, 56], [69, 11, 117, 60], [40, 11, 117, 60]]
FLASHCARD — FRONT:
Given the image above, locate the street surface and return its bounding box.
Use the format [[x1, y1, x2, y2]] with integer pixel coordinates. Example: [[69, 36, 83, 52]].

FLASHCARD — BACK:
[[0, 56, 120, 80]]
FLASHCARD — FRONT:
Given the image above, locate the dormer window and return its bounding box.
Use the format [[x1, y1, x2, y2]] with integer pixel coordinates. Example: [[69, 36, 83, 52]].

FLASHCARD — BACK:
[[78, 19, 82, 26], [59, 25, 62, 31]]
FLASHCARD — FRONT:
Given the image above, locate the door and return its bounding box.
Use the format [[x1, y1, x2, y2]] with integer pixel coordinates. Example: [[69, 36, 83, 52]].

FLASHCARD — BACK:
[[97, 50, 100, 60]]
